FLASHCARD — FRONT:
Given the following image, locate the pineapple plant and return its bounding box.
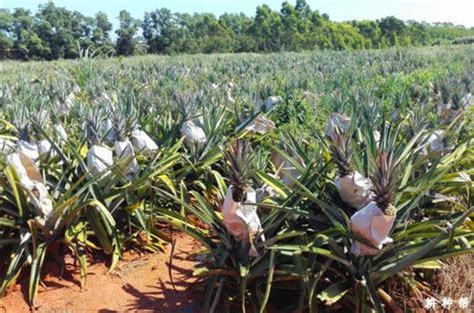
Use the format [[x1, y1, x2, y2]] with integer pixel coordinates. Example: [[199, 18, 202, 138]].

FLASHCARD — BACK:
[[110, 104, 140, 181], [85, 108, 114, 177], [329, 129, 373, 209], [6, 152, 54, 224], [222, 140, 264, 257], [350, 129, 399, 256], [13, 107, 39, 163], [177, 92, 207, 147], [31, 108, 53, 158]]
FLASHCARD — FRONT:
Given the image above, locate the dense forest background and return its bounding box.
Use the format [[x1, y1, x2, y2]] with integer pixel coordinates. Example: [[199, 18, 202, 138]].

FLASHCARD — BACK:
[[0, 0, 473, 60]]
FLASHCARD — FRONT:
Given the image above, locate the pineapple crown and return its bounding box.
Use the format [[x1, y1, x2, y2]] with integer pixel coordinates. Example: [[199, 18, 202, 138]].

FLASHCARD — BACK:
[[109, 97, 138, 141], [369, 125, 401, 215], [12, 106, 31, 141], [224, 140, 254, 203], [175, 91, 202, 122], [84, 106, 106, 145], [329, 130, 353, 177], [30, 107, 50, 139]]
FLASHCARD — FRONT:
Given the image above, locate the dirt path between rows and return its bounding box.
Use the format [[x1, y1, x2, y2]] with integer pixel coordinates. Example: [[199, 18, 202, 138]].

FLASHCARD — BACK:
[[0, 233, 201, 313]]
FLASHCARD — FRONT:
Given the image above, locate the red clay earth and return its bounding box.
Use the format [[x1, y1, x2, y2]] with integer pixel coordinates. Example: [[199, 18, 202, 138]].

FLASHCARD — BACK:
[[0, 233, 201, 313]]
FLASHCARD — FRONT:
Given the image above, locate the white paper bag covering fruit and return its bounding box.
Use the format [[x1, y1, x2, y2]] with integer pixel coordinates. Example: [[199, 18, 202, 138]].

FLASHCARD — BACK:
[[335, 171, 373, 209], [181, 120, 207, 147], [130, 129, 158, 154], [461, 93, 472, 110], [350, 201, 395, 256], [7, 152, 53, 220], [271, 151, 301, 187], [326, 113, 351, 140], [421, 130, 444, 155], [29, 183, 54, 218], [17, 140, 39, 163], [59, 91, 76, 114], [223, 187, 264, 256], [244, 115, 275, 135], [115, 139, 139, 179], [0, 138, 15, 155], [87, 145, 114, 176], [7, 152, 43, 189], [37, 139, 52, 156], [263, 95, 283, 112]]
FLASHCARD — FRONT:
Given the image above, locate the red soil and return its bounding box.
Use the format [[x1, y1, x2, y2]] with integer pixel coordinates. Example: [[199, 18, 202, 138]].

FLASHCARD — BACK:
[[0, 233, 201, 313]]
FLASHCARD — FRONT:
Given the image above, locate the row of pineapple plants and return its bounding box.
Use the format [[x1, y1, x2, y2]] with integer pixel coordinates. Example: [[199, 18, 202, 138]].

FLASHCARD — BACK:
[[0, 45, 472, 311]]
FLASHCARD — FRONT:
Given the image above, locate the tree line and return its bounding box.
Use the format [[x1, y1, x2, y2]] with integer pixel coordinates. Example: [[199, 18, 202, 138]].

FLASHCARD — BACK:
[[0, 0, 473, 60]]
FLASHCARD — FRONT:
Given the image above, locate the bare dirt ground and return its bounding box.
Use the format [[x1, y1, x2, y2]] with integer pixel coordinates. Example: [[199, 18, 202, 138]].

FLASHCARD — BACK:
[[0, 233, 201, 313]]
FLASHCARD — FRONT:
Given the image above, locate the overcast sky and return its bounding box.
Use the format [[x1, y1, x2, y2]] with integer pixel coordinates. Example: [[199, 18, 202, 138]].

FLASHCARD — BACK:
[[2, 0, 473, 29]]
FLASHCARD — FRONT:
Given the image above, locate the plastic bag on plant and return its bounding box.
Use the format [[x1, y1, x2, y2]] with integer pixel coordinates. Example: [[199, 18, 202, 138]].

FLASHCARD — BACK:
[[350, 201, 395, 256]]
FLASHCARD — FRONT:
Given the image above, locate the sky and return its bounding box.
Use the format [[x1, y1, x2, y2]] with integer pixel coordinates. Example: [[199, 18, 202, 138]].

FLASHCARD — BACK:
[[1, 0, 473, 30]]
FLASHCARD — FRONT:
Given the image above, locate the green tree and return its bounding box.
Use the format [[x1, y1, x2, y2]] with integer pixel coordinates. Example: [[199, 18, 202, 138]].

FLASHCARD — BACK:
[[0, 9, 13, 58], [116, 10, 139, 56]]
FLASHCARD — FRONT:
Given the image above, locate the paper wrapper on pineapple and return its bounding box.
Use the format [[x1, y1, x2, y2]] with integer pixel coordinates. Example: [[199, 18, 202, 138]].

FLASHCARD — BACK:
[[29, 183, 54, 220], [115, 140, 139, 179], [271, 151, 302, 187], [17, 140, 40, 163], [244, 115, 275, 135], [223, 187, 264, 257], [263, 96, 283, 112], [87, 145, 114, 176], [181, 121, 207, 147], [420, 130, 444, 155], [7, 153, 53, 222], [350, 202, 395, 256], [325, 113, 350, 141], [0, 138, 15, 155], [130, 129, 158, 154], [7, 152, 44, 190], [37, 139, 52, 156], [335, 171, 373, 209], [461, 93, 473, 110]]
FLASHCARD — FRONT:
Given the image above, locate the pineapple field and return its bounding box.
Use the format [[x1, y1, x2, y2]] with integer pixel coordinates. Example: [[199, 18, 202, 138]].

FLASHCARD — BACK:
[[0, 45, 473, 312]]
